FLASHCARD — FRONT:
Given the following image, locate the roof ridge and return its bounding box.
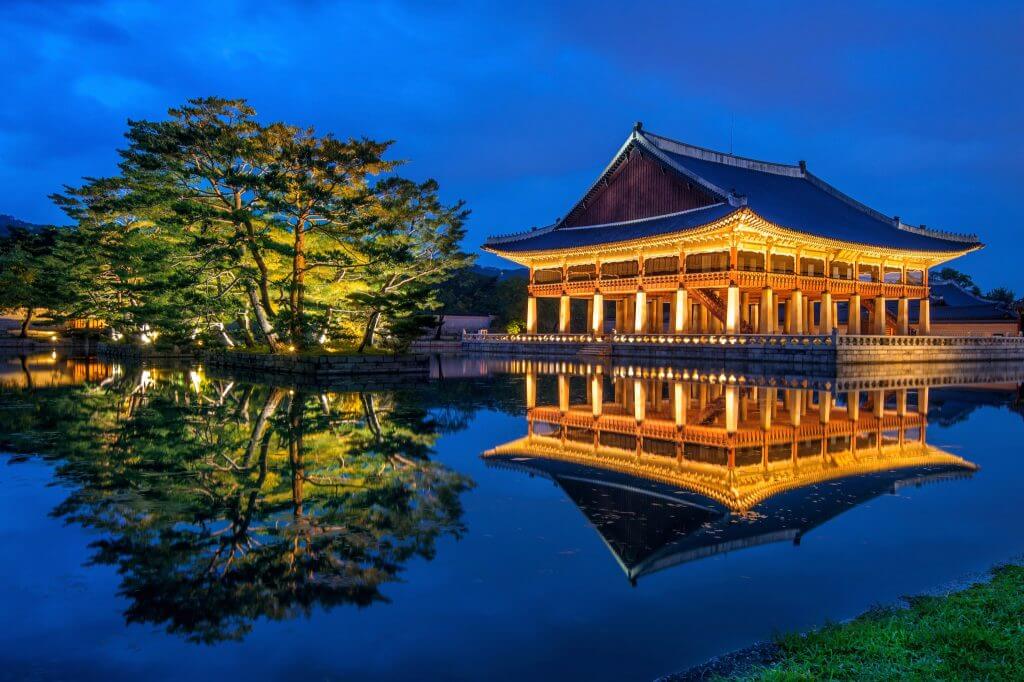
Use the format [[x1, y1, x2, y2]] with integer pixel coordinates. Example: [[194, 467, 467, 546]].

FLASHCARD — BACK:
[[640, 129, 804, 177]]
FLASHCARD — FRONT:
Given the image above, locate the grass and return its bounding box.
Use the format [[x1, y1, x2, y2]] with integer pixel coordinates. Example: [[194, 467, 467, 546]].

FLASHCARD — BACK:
[[734, 564, 1024, 680]]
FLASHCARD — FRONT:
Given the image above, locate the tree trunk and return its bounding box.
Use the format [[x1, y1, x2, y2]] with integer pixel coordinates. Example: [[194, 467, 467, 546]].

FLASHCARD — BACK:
[[240, 217, 276, 316], [19, 308, 34, 338], [248, 287, 282, 352], [434, 312, 445, 340], [290, 224, 306, 348], [237, 311, 256, 348], [357, 310, 381, 353]]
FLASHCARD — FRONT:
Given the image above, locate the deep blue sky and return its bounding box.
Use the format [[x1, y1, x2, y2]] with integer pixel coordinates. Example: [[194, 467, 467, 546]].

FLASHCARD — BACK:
[[3, 1, 1022, 290]]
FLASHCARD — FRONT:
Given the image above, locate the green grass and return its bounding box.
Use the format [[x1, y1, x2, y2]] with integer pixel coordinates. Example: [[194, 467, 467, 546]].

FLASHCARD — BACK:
[[736, 565, 1024, 680]]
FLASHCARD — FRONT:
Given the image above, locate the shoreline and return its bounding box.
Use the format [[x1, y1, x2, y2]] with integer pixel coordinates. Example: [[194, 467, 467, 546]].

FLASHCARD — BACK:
[[659, 554, 1024, 681]]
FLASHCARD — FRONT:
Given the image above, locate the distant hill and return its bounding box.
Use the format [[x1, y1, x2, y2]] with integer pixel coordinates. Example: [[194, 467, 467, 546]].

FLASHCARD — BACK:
[[471, 264, 528, 281], [0, 214, 51, 237]]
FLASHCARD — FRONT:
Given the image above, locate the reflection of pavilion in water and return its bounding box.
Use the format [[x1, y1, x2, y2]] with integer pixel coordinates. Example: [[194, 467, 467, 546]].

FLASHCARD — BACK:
[[0, 353, 112, 389], [485, 368, 977, 581]]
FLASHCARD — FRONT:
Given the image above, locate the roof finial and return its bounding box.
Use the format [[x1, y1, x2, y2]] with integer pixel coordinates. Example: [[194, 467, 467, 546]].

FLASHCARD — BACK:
[[633, 120, 643, 133], [798, 160, 807, 173]]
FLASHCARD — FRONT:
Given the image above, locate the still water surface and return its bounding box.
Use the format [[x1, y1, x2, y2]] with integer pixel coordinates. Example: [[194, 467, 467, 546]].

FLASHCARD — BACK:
[[1, 353, 1023, 681]]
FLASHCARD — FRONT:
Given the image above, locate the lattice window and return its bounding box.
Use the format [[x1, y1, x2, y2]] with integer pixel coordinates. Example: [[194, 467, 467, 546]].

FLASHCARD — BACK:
[[644, 255, 679, 275], [600, 260, 639, 278], [685, 251, 729, 273], [800, 257, 825, 276], [770, 254, 795, 274], [737, 251, 765, 272], [567, 264, 596, 281], [533, 268, 562, 284]]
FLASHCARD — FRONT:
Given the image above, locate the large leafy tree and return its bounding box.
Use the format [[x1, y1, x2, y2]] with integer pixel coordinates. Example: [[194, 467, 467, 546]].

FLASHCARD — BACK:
[[0, 227, 70, 336], [52, 97, 467, 353]]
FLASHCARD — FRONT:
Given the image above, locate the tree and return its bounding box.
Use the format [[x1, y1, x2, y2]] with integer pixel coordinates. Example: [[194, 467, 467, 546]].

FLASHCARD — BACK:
[[346, 178, 472, 352], [984, 287, 1016, 307], [934, 267, 981, 295], [0, 228, 68, 336], [52, 97, 469, 353]]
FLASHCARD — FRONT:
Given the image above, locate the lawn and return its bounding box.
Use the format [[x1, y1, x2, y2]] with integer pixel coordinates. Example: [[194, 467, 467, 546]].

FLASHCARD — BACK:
[[736, 564, 1024, 680]]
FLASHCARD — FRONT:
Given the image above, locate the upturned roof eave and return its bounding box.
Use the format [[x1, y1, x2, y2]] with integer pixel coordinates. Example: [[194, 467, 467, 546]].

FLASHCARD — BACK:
[[483, 206, 981, 262]]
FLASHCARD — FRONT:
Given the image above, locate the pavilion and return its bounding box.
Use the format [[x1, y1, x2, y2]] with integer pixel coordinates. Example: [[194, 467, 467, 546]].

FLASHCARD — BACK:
[[484, 124, 982, 337]]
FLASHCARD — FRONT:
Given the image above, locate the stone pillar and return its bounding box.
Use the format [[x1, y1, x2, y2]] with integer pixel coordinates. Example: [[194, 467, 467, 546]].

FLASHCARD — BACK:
[[847, 391, 860, 421], [848, 294, 861, 335], [789, 390, 802, 427], [726, 284, 740, 334], [525, 369, 536, 409], [820, 290, 833, 333], [591, 292, 604, 335], [558, 295, 571, 334], [919, 298, 931, 336], [586, 299, 594, 332], [557, 374, 569, 413], [873, 390, 885, 418], [526, 296, 538, 334], [725, 385, 739, 434], [673, 382, 687, 427], [673, 289, 689, 333], [873, 296, 887, 335], [633, 379, 646, 422], [699, 303, 710, 334], [790, 290, 804, 335], [918, 387, 930, 415], [759, 388, 776, 430], [760, 287, 775, 334], [804, 297, 814, 334], [819, 391, 832, 424], [634, 290, 647, 334], [622, 296, 634, 333], [897, 297, 909, 335], [590, 374, 603, 417], [832, 300, 839, 331], [896, 389, 908, 417]]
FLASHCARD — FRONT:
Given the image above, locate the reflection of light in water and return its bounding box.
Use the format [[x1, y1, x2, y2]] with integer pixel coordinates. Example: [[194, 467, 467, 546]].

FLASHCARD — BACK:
[[189, 369, 203, 394], [50, 350, 57, 360]]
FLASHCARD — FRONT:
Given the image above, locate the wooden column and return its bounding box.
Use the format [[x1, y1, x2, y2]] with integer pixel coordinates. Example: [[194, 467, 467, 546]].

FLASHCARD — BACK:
[[847, 390, 860, 421], [819, 391, 832, 424]]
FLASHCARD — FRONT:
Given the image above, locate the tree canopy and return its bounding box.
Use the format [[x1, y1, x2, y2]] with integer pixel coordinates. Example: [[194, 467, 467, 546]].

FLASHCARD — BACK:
[[45, 97, 471, 352]]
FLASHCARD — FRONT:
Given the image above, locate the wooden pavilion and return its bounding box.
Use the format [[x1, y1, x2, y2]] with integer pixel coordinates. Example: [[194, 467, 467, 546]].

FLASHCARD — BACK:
[[484, 124, 982, 337]]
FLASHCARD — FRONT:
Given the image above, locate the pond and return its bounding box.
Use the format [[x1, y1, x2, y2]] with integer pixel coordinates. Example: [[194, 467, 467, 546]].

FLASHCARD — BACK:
[[2, 352, 1024, 681]]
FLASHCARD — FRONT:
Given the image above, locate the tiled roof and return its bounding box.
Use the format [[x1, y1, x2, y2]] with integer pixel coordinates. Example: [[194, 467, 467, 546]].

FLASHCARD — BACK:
[[640, 130, 979, 253], [484, 127, 982, 254], [483, 203, 736, 253]]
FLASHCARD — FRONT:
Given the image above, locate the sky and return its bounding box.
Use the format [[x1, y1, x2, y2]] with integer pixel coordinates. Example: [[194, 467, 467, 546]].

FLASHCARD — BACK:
[[2, 0, 1022, 290]]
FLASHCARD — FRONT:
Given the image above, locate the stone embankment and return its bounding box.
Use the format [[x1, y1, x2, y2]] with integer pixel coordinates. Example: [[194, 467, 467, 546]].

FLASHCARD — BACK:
[[201, 349, 430, 377]]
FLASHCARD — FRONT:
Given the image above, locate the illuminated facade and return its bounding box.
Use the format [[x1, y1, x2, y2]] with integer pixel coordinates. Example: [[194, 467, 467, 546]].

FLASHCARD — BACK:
[[484, 125, 981, 337]]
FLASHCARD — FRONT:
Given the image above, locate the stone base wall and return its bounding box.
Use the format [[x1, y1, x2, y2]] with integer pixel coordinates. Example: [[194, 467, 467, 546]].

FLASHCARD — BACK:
[[611, 341, 836, 369], [95, 342, 194, 360], [461, 339, 588, 356], [202, 350, 429, 376], [836, 337, 1024, 364]]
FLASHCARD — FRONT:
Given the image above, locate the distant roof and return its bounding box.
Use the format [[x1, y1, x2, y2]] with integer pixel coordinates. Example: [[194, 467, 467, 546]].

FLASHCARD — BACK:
[[485, 127, 981, 255]]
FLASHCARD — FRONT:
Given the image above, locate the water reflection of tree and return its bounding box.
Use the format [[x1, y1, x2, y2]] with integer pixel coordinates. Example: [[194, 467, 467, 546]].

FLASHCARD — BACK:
[[1, 370, 472, 644]]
